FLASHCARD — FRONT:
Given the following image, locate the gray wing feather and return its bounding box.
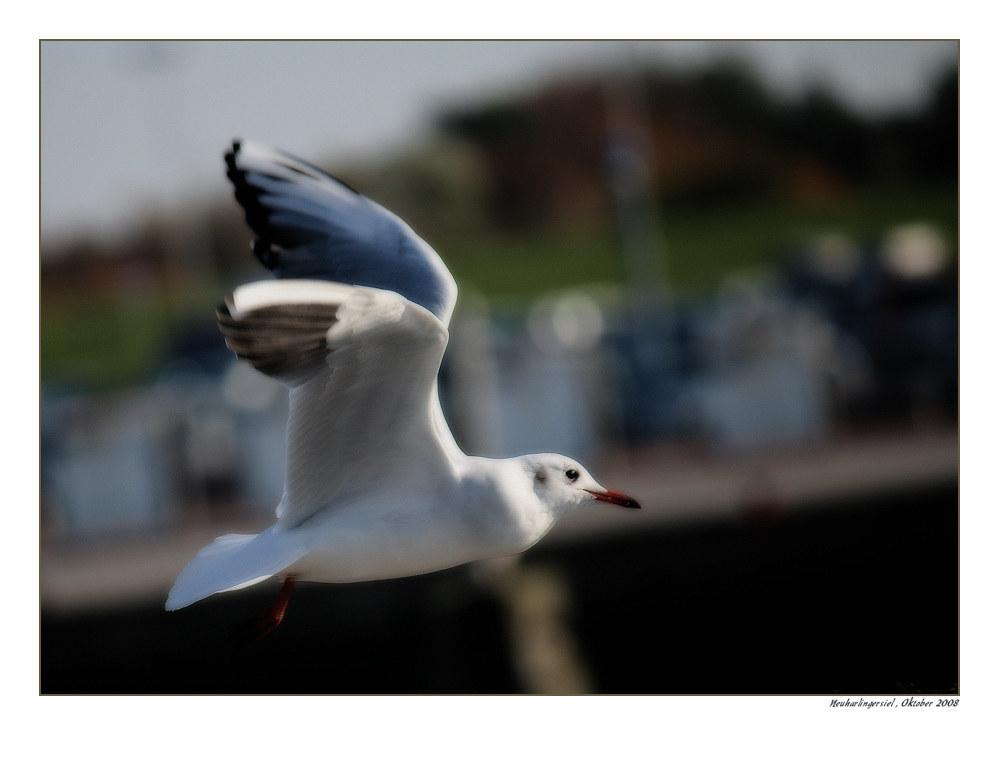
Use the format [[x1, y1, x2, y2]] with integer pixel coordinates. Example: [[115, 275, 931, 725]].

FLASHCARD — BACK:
[[217, 301, 338, 386]]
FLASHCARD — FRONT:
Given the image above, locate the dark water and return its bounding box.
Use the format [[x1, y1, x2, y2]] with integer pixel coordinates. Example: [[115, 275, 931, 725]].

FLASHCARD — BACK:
[[41, 481, 958, 694]]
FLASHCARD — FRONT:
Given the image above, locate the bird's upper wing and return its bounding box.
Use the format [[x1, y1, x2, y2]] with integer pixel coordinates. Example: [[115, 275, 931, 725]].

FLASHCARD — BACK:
[[225, 139, 458, 326], [218, 279, 459, 527]]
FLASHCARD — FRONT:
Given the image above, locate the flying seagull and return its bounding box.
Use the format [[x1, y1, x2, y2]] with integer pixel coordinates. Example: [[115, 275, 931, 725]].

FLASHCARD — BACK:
[[166, 140, 640, 636]]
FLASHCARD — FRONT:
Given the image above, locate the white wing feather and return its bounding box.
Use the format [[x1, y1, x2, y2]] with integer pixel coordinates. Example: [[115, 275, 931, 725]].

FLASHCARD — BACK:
[[218, 279, 462, 528]]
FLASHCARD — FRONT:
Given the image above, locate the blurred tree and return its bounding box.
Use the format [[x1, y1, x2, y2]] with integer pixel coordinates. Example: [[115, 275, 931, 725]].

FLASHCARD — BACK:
[[876, 65, 958, 185], [778, 86, 875, 184], [442, 59, 958, 230], [922, 66, 959, 181], [685, 58, 774, 138]]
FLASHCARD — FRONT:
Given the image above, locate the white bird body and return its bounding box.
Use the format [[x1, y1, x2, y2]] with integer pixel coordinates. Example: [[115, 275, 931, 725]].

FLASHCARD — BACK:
[[279, 455, 558, 584], [166, 141, 639, 619]]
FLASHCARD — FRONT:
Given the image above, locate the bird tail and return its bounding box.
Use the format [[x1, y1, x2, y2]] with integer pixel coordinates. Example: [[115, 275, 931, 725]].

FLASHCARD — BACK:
[[165, 526, 307, 611]]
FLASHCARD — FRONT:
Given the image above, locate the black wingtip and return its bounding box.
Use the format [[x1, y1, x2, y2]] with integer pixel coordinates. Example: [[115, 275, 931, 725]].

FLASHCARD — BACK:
[[223, 142, 279, 256], [252, 239, 280, 269], [224, 145, 239, 182], [223, 140, 368, 275]]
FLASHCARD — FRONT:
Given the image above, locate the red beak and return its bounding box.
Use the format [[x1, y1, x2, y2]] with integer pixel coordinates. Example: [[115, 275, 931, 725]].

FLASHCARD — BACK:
[[585, 489, 641, 509]]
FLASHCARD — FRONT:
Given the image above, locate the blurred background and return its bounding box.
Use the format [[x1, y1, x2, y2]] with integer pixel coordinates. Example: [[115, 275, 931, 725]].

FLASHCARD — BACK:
[[40, 40, 958, 694]]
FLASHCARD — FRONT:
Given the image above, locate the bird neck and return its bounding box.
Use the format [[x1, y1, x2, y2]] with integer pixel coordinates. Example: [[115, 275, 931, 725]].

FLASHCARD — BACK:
[[455, 457, 555, 555]]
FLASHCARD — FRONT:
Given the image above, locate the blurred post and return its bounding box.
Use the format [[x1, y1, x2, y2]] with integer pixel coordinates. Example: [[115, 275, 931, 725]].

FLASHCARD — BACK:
[[603, 70, 666, 299], [603, 68, 675, 445]]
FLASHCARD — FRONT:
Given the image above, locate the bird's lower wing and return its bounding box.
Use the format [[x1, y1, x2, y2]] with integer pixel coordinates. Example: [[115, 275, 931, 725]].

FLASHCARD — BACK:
[[218, 279, 460, 527]]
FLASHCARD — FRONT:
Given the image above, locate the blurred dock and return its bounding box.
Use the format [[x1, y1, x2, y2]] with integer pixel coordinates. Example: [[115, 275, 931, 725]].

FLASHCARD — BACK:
[[552, 425, 959, 542], [40, 425, 958, 613]]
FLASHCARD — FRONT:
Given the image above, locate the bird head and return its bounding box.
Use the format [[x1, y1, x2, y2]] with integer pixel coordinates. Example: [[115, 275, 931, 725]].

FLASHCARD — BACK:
[[521, 453, 641, 518]]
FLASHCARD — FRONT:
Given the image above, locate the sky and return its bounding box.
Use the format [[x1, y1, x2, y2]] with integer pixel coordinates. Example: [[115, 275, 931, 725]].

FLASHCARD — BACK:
[[40, 40, 959, 249]]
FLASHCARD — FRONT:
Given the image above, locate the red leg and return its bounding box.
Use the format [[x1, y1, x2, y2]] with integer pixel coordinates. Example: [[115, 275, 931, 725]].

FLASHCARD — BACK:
[[233, 575, 297, 645]]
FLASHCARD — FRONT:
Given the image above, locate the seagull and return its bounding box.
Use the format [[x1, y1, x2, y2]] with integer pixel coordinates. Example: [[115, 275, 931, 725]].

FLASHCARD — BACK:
[[166, 140, 640, 636]]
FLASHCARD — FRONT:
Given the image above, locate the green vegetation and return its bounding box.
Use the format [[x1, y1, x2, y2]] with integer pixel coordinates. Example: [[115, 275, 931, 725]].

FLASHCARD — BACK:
[[40, 185, 957, 390], [439, 228, 626, 300], [41, 297, 171, 389], [40, 288, 222, 391], [659, 185, 958, 289], [440, 184, 959, 301]]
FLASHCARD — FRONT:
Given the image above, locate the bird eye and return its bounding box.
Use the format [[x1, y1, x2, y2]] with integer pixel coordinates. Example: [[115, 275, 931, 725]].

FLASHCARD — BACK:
[[565, 468, 579, 482]]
